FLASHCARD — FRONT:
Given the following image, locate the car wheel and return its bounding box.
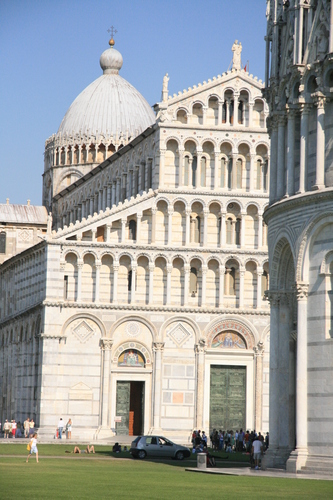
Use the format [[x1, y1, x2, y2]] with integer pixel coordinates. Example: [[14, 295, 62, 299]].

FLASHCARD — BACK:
[[138, 450, 146, 459], [176, 451, 185, 460]]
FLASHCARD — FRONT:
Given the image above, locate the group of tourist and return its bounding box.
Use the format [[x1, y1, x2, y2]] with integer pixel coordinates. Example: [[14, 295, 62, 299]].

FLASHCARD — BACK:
[[1, 417, 35, 438], [209, 428, 269, 454], [54, 417, 72, 439]]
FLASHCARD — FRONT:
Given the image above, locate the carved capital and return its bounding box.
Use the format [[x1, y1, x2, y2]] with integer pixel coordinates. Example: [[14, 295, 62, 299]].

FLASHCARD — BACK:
[[294, 282, 309, 301], [253, 340, 265, 357], [265, 290, 280, 306], [153, 341, 165, 352], [100, 338, 113, 350], [195, 337, 207, 354]]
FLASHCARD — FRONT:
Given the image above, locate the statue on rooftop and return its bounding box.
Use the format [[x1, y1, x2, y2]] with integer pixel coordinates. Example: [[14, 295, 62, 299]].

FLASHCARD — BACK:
[[232, 40, 242, 70]]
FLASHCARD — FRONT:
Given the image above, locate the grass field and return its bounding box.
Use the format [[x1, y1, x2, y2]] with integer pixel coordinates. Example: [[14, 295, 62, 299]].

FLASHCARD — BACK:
[[0, 444, 332, 499]]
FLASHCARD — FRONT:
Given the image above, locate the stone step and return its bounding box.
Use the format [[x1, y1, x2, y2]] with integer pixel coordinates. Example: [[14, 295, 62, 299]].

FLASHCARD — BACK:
[[299, 467, 333, 476]]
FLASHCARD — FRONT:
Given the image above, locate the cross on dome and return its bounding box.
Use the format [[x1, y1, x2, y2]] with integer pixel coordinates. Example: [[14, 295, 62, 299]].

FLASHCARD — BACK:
[[107, 25, 118, 47]]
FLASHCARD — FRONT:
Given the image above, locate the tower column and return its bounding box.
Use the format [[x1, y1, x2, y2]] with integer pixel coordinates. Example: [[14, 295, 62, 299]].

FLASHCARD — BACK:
[[166, 263, 172, 305], [94, 261, 101, 303], [76, 260, 83, 302], [152, 342, 165, 432], [195, 339, 206, 430], [297, 104, 310, 194], [184, 264, 190, 305], [277, 116, 286, 199], [167, 208, 173, 246], [219, 265, 225, 308], [148, 264, 155, 304], [130, 263, 137, 304], [269, 119, 278, 203], [286, 108, 295, 197], [100, 338, 113, 430], [201, 265, 207, 307], [112, 263, 119, 303], [239, 268, 245, 308], [312, 94, 326, 190]]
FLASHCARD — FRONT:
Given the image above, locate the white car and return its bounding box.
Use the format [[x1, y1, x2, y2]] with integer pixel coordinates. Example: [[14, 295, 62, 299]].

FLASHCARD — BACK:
[[130, 435, 191, 460]]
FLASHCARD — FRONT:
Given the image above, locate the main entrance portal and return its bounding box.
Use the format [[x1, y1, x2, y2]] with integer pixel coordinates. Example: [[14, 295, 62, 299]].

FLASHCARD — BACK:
[[116, 381, 144, 435], [209, 365, 246, 432]]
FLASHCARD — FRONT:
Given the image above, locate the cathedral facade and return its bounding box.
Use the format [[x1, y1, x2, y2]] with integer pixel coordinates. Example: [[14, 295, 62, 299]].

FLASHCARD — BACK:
[[263, 0, 333, 473], [0, 38, 270, 441]]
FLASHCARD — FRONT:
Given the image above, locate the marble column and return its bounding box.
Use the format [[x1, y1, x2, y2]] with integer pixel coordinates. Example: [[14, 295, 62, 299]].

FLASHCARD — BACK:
[[178, 148, 184, 187], [240, 212, 246, 248], [248, 102, 253, 127], [287, 283, 309, 472], [201, 265, 207, 307], [152, 342, 165, 431], [250, 154, 256, 192], [148, 264, 155, 304], [166, 263, 172, 305], [121, 218, 126, 243], [277, 116, 286, 200], [254, 341, 265, 432], [184, 264, 190, 305], [297, 104, 310, 194], [257, 212, 263, 249], [106, 223, 111, 243], [130, 264, 137, 304], [312, 94, 326, 190], [220, 211, 226, 246], [214, 152, 220, 190], [203, 209, 209, 246], [94, 261, 101, 303], [151, 208, 157, 244], [286, 108, 295, 197], [77, 260, 83, 302], [239, 268, 245, 308], [256, 267, 263, 309], [159, 149, 166, 187], [100, 338, 113, 431], [167, 208, 173, 246], [106, 184, 111, 208], [219, 265, 225, 308], [269, 120, 278, 203], [136, 213, 142, 244], [195, 339, 206, 430], [185, 208, 191, 246], [330, 1, 333, 53], [112, 263, 119, 303]]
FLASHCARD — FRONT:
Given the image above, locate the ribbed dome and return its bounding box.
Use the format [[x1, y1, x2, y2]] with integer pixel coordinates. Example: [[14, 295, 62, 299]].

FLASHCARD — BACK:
[[57, 45, 155, 139]]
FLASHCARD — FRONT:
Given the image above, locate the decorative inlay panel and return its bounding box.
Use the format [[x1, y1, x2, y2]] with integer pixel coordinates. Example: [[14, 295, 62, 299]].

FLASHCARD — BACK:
[[71, 319, 95, 343], [167, 322, 191, 347], [125, 321, 141, 337]]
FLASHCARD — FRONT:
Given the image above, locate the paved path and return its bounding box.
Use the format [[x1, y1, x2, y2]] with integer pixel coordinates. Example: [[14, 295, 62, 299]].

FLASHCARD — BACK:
[[186, 466, 333, 481]]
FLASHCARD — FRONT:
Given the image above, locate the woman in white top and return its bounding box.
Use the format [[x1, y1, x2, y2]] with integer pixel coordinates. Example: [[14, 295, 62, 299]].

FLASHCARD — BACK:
[[26, 433, 39, 463]]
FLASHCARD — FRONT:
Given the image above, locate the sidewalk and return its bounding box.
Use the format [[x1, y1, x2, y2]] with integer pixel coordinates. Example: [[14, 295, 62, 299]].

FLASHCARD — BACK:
[[185, 466, 333, 481]]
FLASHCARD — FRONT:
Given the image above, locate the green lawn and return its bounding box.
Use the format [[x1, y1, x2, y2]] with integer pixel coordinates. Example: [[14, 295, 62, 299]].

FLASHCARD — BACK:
[[0, 445, 332, 499]]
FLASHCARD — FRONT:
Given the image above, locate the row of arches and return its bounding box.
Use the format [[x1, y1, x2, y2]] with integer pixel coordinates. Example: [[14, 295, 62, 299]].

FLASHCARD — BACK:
[[163, 139, 269, 191], [63, 251, 269, 309], [174, 93, 266, 128]]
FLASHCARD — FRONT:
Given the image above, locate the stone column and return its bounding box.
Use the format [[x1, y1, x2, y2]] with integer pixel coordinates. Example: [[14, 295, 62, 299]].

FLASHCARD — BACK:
[[220, 211, 226, 246], [330, 1, 333, 53], [297, 104, 310, 194], [287, 283, 309, 472], [159, 149, 166, 187], [195, 339, 206, 429], [166, 263, 172, 305], [184, 264, 190, 305], [185, 208, 191, 246], [106, 184, 111, 208], [116, 177, 121, 204], [218, 100, 223, 125], [226, 99, 231, 125], [152, 342, 165, 431], [121, 218, 126, 243], [94, 261, 101, 303], [151, 208, 157, 244], [312, 94, 326, 190], [203, 208, 209, 246], [100, 338, 113, 430], [240, 211, 246, 248], [269, 120, 278, 203], [248, 102, 253, 127], [106, 223, 112, 243], [167, 208, 173, 246], [249, 154, 256, 192], [254, 341, 265, 432], [92, 228, 97, 243], [233, 94, 239, 126], [77, 260, 83, 302], [111, 181, 116, 206], [112, 263, 119, 303], [214, 152, 220, 190], [218, 265, 225, 308], [148, 264, 155, 304], [257, 212, 263, 249], [136, 213, 142, 244], [201, 265, 207, 307], [232, 154, 237, 189], [130, 263, 137, 304], [178, 148, 184, 187], [277, 116, 286, 200], [239, 268, 245, 308], [286, 108, 295, 197], [256, 266, 263, 309]]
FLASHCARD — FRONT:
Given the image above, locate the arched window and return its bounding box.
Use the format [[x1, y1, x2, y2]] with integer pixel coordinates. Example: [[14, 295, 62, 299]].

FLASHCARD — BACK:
[[236, 159, 242, 189], [129, 220, 137, 241], [220, 158, 226, 188], [227, 159, 233, 189], [190, 267, 198, 296], [192, 156, 197, 187], [225, 267, 236, 295], [222, 101, 227, 123], [0, 232, 6, 254], [201, 157, 206, 187], [235, 218, 241, 246], [184, 156, 190, 185], [238, 101, 243, 124]]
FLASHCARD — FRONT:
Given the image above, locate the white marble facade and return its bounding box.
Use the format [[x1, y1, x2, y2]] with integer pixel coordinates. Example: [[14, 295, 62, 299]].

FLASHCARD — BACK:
[[263, 0, 333, 473], [0, 39, 270, 441]]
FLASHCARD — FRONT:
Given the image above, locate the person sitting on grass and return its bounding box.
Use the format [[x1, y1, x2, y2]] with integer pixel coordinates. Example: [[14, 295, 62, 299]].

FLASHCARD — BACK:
[[113, 442, 121, 453], [65, 445, 95, 454]]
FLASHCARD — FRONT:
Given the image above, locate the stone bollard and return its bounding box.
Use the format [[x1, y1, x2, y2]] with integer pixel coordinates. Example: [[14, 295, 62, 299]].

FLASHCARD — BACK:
[[197, 452, 207, 470]]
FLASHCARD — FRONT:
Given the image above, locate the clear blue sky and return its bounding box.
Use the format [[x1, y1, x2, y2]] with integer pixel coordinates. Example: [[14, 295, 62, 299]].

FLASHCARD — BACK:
[[0, 0, 267, 205]]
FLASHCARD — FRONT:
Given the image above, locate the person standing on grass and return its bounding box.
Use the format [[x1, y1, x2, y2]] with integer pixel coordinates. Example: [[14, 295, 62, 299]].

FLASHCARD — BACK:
[[66, 418, 72, 439], [4, 419, 10, 438], [58, 417, 64, 439], [11, 420, 17, 438], [24, 418, 30, 438], [26, 433, 39, 463]]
